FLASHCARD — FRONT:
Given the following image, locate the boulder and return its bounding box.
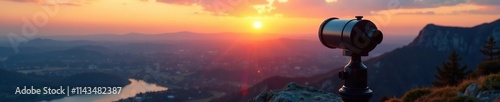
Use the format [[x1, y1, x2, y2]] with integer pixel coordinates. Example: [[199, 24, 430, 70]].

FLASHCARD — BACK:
[[248, 82, 342, 102], [464, 83, 479, 96], [476, 90, 500, 102], [457, 92, 464, 96]]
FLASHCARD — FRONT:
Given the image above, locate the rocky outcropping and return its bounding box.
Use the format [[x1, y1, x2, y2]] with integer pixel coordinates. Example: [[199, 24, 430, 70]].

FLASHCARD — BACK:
[[459, 83, 500, 102], [249, 82, 342, 102], [476, 90, 500, 102], [409, 19, 500, 53], [464, 83, 479, 96]]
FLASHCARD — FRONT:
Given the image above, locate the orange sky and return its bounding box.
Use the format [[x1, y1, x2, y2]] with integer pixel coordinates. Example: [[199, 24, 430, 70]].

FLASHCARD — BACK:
[[1, 0, 499, 36]]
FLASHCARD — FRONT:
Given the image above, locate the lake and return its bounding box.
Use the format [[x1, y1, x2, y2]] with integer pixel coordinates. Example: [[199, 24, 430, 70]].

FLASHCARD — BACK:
[[45, 79, 168, 102]]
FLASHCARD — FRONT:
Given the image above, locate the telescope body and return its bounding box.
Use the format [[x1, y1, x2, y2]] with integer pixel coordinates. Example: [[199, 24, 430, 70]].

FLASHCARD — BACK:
[[319, 16, 382, 56], [318, 16, 383, 102]]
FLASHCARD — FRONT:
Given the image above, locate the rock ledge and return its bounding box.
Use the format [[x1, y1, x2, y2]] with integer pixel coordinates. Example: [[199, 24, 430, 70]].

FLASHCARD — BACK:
[[249, 82, 342, 102]]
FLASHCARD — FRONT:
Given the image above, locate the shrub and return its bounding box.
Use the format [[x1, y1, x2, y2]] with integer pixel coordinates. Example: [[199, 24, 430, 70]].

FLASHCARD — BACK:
[[430, 87, 457, 98], [447, 96, 478, 102], [475, 61, 500, 76], [379, 96, 390, 102], [428, 97, 447, 102], [479, 73, 500, 90], [384, 98, 401, 102], [417, 87, 457, 102], [402, 88, 432, 102], [456, 80, 478, 92]]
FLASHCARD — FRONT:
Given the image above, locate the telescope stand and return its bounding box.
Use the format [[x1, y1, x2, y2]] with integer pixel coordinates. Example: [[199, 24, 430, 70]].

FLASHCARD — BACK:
[[338, 50, 373, 102]]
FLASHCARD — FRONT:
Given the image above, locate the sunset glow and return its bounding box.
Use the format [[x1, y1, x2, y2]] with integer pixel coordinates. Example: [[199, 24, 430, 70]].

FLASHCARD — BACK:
[[253, 21, 263, 29], [0, 0, 499, 36]]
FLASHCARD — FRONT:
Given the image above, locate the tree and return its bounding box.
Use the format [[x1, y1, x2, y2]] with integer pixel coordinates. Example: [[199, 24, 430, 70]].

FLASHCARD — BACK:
[[480, 35, 499, 61], [433, 51, 471, 87]]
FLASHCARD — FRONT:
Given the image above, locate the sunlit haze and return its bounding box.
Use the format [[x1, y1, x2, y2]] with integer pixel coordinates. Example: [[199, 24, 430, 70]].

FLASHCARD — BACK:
[[1, 0, 499, 36]]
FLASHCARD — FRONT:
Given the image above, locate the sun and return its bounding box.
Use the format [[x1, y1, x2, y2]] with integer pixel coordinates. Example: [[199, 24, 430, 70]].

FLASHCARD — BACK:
[[253, 21, 262, 29]]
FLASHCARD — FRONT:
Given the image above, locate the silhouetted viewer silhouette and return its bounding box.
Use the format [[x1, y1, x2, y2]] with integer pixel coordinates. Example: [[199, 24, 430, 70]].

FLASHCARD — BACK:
[[318, 16, 383, 102]]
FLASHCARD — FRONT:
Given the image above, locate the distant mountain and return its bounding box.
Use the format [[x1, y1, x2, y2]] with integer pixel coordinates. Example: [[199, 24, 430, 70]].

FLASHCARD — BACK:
[[24, 38, 95, 47], [39, 32, 246, 42], [8, 48, 106, 60], [218, 19, 500, 102], [0, 38, 102, 57], [408, 19, 500, 66], [4, 48, 107, 68], [29, 31, 408, 56]]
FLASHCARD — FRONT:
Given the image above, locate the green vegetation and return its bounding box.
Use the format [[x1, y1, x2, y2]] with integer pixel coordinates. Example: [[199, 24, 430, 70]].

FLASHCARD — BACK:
[[433, 51, 471, 87], [479, 74, 500, 90], [473, 61, 500, 77], [480, 35, 499, 61], [455, 80, 477, 92], [474, 35, 500, 77], [406, 87, 458, 102], [389, 73, 500, 102], [401, 88, 431, 102]]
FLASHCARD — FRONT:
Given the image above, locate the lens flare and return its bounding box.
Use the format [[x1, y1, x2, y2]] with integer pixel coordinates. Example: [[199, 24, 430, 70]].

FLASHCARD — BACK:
[[253, 21, 262, 29]]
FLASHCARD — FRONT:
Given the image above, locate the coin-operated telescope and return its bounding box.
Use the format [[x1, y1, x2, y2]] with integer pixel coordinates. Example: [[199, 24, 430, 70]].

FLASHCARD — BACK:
[[318, 16, 383, 102]]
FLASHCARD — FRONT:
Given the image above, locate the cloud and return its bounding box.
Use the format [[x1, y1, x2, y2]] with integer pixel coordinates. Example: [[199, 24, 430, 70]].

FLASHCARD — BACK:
[[7, 0, 95, 6], [153, 0, 268, 16], [468, 6, 500, 14], [399, 0, 468, 8], [469, 0, 500, 6], [9, 0, 500, 17], [152, 0, 500, 17], [370, 4, 491, 15], [151, 0, 387, 17]]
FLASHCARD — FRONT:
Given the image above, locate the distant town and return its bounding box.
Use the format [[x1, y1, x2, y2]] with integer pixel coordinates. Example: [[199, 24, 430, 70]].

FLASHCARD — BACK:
[[0, 37, 355, 101]]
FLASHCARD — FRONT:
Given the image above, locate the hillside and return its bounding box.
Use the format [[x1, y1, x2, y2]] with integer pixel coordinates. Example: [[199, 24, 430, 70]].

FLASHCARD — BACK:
[[388, 73, 500, 102]]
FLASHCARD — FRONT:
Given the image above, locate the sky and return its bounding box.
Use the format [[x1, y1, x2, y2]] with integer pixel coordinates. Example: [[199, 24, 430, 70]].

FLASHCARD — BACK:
[[1, 0, 500, 36]]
